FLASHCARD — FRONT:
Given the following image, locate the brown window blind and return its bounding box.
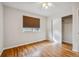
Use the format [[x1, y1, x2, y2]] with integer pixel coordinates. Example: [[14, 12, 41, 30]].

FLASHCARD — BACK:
[[23, 16, 40, 28]]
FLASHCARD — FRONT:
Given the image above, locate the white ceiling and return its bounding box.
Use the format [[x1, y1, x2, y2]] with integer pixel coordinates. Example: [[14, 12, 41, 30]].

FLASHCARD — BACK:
[[2, 2, 79, 17]]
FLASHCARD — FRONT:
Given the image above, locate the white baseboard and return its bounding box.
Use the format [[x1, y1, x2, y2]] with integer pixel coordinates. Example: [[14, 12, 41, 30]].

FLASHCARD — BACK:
[[3, 39, 47, 50], [62, 41, 72, 45], [72, 49, 79, 52]]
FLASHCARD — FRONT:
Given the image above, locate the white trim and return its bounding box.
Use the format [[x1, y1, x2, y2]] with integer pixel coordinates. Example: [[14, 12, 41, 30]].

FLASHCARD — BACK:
[[3, 39, 47, 50], [72, 49, 79, 52]]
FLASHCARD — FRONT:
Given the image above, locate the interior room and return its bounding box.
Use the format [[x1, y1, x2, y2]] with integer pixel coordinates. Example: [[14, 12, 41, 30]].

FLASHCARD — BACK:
[[0, 2, 79, 57]]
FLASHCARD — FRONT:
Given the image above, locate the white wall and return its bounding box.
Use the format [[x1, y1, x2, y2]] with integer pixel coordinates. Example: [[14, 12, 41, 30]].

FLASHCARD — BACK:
[[48, 8, 72, 44], [47, 16, 62, 43], [0, 3, 4, 52], [47, 17, 53, 41], [72, 6, 79, 51], [4, 6, 47, 49], [52, 17, 62, 43], [62, 16, 72, 44]]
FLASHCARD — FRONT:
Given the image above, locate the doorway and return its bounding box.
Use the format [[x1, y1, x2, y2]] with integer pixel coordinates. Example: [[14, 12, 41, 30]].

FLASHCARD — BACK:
[[62, 15, 72, 50]]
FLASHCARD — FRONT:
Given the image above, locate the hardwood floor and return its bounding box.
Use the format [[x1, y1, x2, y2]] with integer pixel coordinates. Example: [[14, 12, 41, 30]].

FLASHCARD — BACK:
[[62, 42, 72, 50], [1, 40, 79, 57], [0, 52, 2, 56]]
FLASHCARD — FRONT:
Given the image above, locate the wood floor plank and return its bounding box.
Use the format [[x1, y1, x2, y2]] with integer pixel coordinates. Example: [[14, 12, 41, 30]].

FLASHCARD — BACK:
[[1, 40, 79, 57]]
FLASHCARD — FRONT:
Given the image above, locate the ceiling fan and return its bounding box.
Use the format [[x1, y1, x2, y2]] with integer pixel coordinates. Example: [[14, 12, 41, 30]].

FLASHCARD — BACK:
[[39, 2, 54, 9]]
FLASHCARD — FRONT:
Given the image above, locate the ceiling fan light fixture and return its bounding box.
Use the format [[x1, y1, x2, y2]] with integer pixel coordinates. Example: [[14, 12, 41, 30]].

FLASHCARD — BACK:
[[48, 3, 52, 6], [41, 2, 52, 9]]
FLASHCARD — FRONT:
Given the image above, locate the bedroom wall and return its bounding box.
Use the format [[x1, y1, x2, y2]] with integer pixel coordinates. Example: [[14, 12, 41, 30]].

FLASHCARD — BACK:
[[4, 6, 47, 49], [72, 6, 79, 51], [47, 17, 53, 41], [48, 8, 72, 43], [0, 3, 4, 53], [52, 17, 62, 43]]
